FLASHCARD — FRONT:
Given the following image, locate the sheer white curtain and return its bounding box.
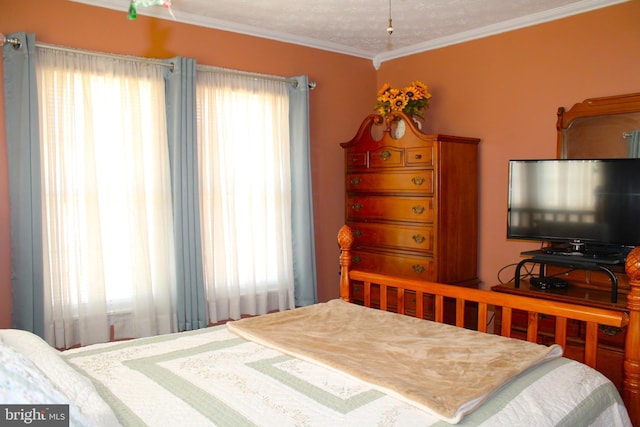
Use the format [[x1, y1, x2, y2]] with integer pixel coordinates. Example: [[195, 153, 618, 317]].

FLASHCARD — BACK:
[[36, 48, 177, 348], [196, 71, 295, 322]]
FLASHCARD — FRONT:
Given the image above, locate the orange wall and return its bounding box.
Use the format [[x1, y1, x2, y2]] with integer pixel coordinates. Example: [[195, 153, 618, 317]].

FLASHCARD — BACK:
[[0, 0, 376, 327], [1, 1, 639, 328], [378, 0, 640, 289]]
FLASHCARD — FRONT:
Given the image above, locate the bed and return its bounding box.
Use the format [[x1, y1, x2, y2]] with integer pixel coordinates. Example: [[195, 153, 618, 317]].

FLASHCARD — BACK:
[[1, 225, 638, 426]]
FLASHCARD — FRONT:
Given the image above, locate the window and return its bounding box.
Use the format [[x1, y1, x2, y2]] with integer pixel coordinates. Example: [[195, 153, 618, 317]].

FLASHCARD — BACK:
[[196, 71, 295, 322], [37, 49, 176, 347]]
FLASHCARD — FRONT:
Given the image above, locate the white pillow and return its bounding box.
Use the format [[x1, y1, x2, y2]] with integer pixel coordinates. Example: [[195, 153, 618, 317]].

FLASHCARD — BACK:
[[0, 338, 91, 425], [0, 329, 121, 427]]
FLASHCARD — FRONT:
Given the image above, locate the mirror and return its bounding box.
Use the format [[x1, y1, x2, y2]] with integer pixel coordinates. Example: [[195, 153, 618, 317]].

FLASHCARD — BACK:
[[557, 93, 640, 159]]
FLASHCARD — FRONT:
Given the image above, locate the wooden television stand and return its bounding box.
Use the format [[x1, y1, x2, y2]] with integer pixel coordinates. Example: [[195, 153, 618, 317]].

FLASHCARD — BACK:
[[512, 251, 624, 303], [493, 252, 632, 393]]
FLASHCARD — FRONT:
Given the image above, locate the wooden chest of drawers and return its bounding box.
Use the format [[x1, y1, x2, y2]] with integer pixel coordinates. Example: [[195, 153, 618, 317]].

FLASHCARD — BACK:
[[341, 113, 480, 285]]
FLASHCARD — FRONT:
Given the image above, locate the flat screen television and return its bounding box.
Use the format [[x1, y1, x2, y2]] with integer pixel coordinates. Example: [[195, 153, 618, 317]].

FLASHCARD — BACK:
[[507, 159, 640, 259]]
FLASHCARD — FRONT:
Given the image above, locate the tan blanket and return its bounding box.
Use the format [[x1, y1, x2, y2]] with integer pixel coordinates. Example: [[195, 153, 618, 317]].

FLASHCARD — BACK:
[[228, 299, 562, 424]]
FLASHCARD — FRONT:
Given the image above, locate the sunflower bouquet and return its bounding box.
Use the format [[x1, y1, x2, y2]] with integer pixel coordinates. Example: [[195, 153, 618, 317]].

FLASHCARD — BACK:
[[374, 81, 432, 117]]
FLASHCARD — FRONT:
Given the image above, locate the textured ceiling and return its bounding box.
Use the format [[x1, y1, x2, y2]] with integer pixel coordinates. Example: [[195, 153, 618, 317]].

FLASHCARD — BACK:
[[73, 0, 626, 68]]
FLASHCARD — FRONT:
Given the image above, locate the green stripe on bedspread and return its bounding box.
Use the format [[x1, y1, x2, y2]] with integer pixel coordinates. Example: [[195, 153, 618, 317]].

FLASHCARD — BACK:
[[556, 382, 625, 427], [121, 338, 255, 427], [66, 328, 256, 427], [431, 358, 571, 426], [432, 357, 623, 427], [248, 355, 384, 413], [64, 326, 222, 359], [85, 380, 147, 427]]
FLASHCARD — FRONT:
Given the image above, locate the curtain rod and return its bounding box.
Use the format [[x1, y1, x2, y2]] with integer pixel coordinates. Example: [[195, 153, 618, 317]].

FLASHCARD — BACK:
[[38, 41, 174, 69], [1, 33, 21, 49], [196, 64, 316, 90], [1, 33, 316, 90]]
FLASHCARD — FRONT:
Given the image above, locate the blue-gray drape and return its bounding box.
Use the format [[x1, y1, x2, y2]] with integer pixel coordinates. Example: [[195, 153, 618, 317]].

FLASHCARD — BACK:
[[165, 57, 208, 330], [2, 33, 45, 336], [288, 75, 318, 306]]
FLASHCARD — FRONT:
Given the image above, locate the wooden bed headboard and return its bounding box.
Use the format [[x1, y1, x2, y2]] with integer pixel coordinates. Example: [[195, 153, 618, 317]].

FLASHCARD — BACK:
[[337, 224, 640, 426]]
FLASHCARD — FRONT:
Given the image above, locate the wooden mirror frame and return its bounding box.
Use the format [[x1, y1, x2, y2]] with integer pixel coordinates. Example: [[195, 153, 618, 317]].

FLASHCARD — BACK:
[[556, 92, 640, 158]]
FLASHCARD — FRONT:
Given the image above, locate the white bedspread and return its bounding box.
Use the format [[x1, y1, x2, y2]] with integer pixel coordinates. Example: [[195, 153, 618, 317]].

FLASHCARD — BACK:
[[0, 321, 632, 427]]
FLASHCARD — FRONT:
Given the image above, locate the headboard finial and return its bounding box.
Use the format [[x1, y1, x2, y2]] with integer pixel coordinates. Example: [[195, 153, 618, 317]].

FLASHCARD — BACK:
[[337, 224, 354, 251], [338, 225, 354, 302], [626, 246, 640, 282]]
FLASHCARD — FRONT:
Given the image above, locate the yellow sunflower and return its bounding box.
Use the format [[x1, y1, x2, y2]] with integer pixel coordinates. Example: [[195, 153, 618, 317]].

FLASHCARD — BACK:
[[373, 81, 432, 117], [390, 93, 409, 111], [377, 83, 392, 97]]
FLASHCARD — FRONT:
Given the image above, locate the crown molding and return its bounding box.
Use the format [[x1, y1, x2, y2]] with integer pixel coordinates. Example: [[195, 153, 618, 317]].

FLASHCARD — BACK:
[[372, 0, 628, 68], [72, 0, 628, 69]]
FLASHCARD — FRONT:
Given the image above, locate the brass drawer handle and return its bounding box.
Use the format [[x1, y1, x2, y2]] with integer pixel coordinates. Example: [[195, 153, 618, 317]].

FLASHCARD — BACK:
[[351, 203, 363, 212], [352, 229, 362, 238], [412, 264, 425, 274], [412, 234, 426, 244], [412, 205, 425, 215], [350, 177, 361, 185], [353, 256, 362, 265], [380, 150, 391, 161], [415, 154, 423, 159], [411, 176, 425, 186]]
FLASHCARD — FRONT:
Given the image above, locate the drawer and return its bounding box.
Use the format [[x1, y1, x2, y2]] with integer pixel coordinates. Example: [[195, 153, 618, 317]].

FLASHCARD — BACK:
[[351, 249, 435, 279], [345, 152, 367, 168], [347, 196, 434, 223], [369, 147, 404, 168], [406, 146, 434, 166], [349, 222, 434, 254], [346, 171, 434, 194]]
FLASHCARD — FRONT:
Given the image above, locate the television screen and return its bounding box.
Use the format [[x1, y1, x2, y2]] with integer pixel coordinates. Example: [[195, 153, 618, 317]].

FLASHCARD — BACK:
[[507, 159, 640, 250]]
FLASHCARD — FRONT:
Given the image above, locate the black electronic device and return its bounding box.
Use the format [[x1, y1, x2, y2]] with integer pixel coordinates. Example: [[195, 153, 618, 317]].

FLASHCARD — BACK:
[[529, 276, 569, 290], [507, 159, 640, 259]]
